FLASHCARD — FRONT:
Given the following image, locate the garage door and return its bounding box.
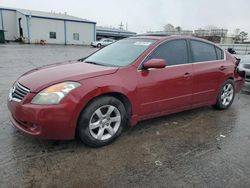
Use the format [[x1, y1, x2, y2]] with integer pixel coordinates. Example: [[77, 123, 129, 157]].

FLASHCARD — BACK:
[[0, 30, 5, 43]]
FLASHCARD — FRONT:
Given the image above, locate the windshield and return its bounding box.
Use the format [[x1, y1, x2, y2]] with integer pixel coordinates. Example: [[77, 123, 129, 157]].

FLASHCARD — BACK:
[[85, 38, 156, 67]]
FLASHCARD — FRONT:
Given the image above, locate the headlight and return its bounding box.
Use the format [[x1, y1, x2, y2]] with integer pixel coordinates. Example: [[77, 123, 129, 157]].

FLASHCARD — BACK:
[[31, 82, 80, 105]]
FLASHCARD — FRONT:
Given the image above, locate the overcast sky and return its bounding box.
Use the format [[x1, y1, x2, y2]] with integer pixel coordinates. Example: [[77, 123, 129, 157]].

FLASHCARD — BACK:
[[1, 0, 250, 35]]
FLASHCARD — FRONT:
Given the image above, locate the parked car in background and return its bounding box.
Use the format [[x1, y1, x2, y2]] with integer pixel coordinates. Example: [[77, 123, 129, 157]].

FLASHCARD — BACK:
[[8, 35, 245, 147], [244, 64, 250, 84], [238, 57, 250, 88], [91, 38, 115, 48]]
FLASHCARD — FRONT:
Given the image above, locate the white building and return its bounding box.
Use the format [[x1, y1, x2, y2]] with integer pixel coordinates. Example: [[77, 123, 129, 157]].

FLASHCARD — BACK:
[[194, 29, 210, 37], [0, 7, 96, 45], [147, 30, 193, 36], [194, 29, 228, 37]]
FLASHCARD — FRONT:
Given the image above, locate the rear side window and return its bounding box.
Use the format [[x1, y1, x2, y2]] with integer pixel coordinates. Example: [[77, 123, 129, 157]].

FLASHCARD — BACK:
[[191, 40, 217, 62], [148, 40, 188, 66], [215, 47, 224, 60]]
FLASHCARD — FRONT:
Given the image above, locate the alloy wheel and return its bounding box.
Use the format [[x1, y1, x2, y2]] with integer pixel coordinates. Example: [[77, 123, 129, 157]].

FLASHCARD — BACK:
[[221, 83, 234, 106], [89, 105, 121, 141]]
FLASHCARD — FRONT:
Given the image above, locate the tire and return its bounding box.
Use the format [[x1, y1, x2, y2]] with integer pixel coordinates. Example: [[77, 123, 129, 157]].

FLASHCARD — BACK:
[[77, 96, 127, 147], [97, 43, 102, 48], [213, 79, 235, 110]]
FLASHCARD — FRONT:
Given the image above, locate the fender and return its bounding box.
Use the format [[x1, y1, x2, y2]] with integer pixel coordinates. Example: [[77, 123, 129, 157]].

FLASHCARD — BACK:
[[70, 82, 139, 132]]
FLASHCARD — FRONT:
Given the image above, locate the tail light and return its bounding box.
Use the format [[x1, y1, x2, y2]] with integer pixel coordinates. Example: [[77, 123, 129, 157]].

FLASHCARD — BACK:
[[235, 57, 241, 66]]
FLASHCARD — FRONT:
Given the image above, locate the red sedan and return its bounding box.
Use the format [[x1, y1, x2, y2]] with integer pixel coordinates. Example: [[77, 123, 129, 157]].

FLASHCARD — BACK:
[[8, 35, 245, 147]]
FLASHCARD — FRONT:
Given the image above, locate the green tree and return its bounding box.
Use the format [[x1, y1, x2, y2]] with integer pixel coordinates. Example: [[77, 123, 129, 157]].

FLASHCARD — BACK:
[[164, 24, 175, 32], [175, 26, 182, 32], [239, 31, 248, 42]]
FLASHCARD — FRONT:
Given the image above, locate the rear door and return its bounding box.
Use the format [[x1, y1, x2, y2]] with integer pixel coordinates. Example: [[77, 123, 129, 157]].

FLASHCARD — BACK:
[[137, 39, 193, 116], [190, 40, 227, 106]]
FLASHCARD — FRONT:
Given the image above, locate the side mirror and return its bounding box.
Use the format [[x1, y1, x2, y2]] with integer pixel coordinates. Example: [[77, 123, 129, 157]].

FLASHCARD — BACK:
[[143, 59, 167, 69]]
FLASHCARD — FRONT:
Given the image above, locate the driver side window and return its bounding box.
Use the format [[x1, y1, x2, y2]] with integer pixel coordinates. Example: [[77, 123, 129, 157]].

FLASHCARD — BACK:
[[147, 39, 189, 66]]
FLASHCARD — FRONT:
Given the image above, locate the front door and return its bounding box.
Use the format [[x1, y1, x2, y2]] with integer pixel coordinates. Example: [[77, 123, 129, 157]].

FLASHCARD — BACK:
[[137, 39, 193, 116]]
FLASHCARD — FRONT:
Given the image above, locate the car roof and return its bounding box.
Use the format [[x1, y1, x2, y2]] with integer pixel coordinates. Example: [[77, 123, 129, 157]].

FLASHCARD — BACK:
[[130, 34, 170, 40], [130, 34, 219, 46]]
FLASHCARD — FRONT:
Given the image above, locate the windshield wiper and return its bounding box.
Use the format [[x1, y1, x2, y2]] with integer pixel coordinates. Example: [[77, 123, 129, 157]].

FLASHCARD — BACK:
[[78, 57, 87, 62], [84, 61, 115, 67], [84, 61, 104, 66]]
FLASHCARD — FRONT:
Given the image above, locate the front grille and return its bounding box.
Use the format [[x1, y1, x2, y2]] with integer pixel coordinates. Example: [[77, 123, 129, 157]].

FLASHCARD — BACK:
[[10, 82, 30, 102]]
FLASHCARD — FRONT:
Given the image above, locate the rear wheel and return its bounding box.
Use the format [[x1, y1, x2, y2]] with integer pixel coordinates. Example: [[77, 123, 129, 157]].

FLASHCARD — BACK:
[[77, 96, 127, 147], [97, 43, 102, 48], [213, 79, 235, 110]]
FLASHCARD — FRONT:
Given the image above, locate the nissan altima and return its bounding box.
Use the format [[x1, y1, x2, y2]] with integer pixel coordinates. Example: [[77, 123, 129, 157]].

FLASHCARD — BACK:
[[8, 35, 245, 147]]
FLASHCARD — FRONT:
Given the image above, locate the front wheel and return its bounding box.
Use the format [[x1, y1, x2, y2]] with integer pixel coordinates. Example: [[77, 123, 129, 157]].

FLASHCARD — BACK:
[[213, 79, 235, 110], [77, 96, 127, 147]]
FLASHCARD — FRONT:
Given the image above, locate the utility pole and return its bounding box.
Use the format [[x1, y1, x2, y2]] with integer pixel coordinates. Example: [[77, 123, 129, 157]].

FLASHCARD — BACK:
[[119, 22, 124, 30]]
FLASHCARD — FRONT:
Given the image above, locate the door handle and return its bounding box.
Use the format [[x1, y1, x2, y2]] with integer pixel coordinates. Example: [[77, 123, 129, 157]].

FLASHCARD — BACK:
[[219, 66, 226, 71], [183, 72, 192, 78]]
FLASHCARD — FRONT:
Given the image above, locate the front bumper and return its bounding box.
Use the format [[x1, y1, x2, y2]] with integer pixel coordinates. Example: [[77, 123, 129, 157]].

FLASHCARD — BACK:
[[7, 99, 77, 140]]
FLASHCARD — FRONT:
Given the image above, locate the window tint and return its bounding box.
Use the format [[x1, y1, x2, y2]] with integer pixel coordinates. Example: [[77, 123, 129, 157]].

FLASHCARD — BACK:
[[49, 32, 56, 39], [216, 47, 224, 60], [148, 40, 188, 66], [191, 40, 217, 62]]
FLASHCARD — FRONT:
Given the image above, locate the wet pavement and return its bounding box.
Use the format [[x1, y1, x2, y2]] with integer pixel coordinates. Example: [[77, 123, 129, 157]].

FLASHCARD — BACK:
[[0, 44, 250, 188]]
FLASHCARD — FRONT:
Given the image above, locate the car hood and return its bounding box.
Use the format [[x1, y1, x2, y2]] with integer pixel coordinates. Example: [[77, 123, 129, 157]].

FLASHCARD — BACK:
[[18, 60, 118, 93]]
